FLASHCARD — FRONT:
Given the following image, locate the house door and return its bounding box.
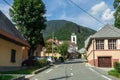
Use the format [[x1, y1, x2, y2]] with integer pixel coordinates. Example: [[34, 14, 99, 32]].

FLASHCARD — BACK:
[[98, 57, 111, 67]]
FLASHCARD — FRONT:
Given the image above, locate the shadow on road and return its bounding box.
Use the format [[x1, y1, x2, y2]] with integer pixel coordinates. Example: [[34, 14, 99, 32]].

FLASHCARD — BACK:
[[63, 59, 86, 64], [49, 76, 71, 80]]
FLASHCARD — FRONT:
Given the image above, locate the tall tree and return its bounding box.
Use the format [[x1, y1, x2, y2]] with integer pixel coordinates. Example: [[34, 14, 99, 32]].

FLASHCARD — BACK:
[[58, 42, 69, 57], [10, 0, 46, 56], [113, 0, 120, 28]]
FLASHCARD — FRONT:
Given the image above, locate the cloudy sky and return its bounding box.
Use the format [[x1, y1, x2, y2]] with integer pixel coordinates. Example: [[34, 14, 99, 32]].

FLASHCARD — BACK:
[[0, 0, 115, 30]]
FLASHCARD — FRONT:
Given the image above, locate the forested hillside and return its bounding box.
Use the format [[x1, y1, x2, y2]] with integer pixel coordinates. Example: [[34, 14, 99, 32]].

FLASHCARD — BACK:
[[43, 20, 96, 49]]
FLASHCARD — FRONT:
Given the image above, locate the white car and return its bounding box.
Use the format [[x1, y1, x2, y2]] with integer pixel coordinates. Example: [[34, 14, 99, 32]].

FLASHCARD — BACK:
[[47, 56, 55, 63]]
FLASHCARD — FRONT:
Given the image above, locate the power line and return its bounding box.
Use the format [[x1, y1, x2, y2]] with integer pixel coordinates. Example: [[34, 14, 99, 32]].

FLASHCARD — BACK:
[[68, 0, 120, 34], [68, 0, 105, 25], [3, 0, 12, 7]]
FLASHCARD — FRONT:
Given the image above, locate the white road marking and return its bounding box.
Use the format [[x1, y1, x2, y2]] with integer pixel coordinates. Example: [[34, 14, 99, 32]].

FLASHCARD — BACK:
[[70, 68, 72, 70], [101, 75, 112, 80], [46, 69, 53, 73], [89, 68, 112, 80], [34, 79, 38, 80], [89, 68, 100, 74], [89, 68, 95, 72], [70, 73, 74, 76]]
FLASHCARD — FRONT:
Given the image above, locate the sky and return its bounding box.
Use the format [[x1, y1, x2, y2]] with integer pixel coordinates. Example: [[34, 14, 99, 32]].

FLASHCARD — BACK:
[[0, 0, 115, 30]]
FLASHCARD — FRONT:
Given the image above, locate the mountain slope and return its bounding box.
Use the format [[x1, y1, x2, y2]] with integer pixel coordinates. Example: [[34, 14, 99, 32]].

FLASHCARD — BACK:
[[43, 20, 96, 49]]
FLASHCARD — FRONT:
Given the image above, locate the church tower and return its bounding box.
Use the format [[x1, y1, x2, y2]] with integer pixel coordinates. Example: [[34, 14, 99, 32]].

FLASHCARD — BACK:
[[71, 33, 77, 44]]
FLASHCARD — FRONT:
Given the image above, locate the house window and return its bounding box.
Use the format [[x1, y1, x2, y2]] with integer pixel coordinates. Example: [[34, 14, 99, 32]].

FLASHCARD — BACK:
[[11, 49, 16, 63], [96, 40, 104, 50], [108, 39, 116, 50]]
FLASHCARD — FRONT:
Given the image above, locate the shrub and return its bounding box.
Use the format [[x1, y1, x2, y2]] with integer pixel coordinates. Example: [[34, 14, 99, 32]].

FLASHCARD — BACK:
[[59, 57, 65, 62], [114, 62, 120, 73], [36, 59, 48, 67]]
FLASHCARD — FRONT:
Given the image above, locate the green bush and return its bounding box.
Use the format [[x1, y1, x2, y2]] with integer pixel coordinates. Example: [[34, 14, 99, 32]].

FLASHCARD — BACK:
[[36, 59, 48, 67], [114, 62, 120, 73], [59, 57, 65, 62]]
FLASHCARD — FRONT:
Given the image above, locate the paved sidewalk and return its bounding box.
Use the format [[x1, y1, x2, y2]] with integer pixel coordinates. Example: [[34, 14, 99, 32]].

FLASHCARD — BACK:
[[86, 63, 119, 80]]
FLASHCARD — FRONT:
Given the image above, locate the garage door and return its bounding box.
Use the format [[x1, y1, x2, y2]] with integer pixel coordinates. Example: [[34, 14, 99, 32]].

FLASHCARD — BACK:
[[98, 57, 111, 67]]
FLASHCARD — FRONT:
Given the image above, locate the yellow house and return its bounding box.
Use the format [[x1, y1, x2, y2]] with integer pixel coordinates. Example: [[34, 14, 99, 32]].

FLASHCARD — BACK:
[[0, 11, 29, 67], [85, 24, 120, 67]]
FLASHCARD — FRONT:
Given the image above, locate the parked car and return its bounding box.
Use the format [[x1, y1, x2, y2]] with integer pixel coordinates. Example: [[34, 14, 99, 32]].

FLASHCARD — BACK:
[[22, 56, 43, 66], [47, 56, 55, 63]]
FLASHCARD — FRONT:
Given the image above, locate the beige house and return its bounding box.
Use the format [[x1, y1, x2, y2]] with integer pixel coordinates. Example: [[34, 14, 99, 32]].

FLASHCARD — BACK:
[[85, 24, 120, 67], [0, 11, 29, 67]]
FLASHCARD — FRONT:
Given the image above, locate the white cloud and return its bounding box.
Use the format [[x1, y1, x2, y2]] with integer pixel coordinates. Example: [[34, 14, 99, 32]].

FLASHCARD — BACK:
[[59, 13, 103, 30], [44, 13, 52, 17], [91, 1, 108, 15], [0, 4, 11, 19], [102, 8, 115, 21]]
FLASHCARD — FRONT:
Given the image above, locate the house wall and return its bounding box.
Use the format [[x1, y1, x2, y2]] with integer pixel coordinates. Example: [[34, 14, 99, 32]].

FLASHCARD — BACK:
[[0, 38, 24, 67], [22, 47, 29, 61], [34, 45, 42, 56], [87, 39, 120, 67], [41, 52, 61, 59]]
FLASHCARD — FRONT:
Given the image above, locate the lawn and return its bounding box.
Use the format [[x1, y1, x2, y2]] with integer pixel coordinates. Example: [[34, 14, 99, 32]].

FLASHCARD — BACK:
[[108, 69, 120, 78], [0, 75, 15, 80], [0, 68, 38, 74]]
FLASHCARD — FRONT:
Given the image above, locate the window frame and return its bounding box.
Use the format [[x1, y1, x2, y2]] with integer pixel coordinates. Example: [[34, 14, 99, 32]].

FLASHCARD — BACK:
[[96, 39, 104, 50], [11, 49, 16, 63], [108, 39, 116, 50]]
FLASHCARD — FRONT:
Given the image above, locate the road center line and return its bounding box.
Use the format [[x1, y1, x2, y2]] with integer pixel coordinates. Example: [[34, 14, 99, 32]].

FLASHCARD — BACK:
[[46, 69, 53, 73], [70, 68, 72, 70], [70, 73, 74, 76], [101, 75, 112, 80]]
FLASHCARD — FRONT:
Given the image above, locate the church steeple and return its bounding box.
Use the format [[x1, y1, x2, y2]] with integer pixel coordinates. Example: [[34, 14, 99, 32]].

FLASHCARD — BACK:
[[71, 33, 77, 44]]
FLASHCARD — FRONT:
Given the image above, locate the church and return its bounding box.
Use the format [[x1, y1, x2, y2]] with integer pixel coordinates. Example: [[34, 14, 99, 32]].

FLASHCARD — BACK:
[[68, 33, 79, 59]]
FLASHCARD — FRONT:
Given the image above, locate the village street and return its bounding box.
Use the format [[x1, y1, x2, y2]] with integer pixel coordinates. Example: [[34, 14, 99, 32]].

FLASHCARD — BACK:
[[29, 59, 118, 80]]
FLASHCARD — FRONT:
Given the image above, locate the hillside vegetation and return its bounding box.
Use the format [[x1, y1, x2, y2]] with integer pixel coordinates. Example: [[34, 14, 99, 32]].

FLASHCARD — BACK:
[[43, 20, 96, 49]]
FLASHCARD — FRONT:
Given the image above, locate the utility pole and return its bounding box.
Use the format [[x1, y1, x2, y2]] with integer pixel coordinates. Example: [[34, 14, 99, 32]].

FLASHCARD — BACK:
[[52, 32, 54, 57], [93, 38, 95, 66]]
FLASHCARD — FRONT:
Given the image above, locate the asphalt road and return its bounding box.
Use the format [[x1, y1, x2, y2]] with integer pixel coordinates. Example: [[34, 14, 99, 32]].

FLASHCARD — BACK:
[[29, 59, 118, 80]]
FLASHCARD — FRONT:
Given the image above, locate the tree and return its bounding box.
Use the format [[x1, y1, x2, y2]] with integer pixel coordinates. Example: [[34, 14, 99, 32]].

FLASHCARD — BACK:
[[113, 0, 120, 28], [58, 42, 69, 57], [10, 0, 46, 56], [45, 42, 52, 53]]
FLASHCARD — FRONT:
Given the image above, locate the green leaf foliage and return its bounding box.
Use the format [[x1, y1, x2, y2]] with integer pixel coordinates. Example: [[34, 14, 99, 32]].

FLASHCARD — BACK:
[[114, 0, 120, 28], [43, 20, 96, 49], [58, 42, 69, 56], [10, 0, 47, 56]]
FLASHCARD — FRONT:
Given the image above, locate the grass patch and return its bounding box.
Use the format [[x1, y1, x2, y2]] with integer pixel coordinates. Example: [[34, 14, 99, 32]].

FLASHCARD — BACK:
[[108, 69, 120, 78], [0, 67, 38, 74], [0, 75, 15, 80]]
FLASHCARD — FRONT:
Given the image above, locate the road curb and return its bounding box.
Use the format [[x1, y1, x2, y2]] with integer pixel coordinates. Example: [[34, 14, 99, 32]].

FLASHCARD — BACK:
[[11, 65, 53, 80]]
